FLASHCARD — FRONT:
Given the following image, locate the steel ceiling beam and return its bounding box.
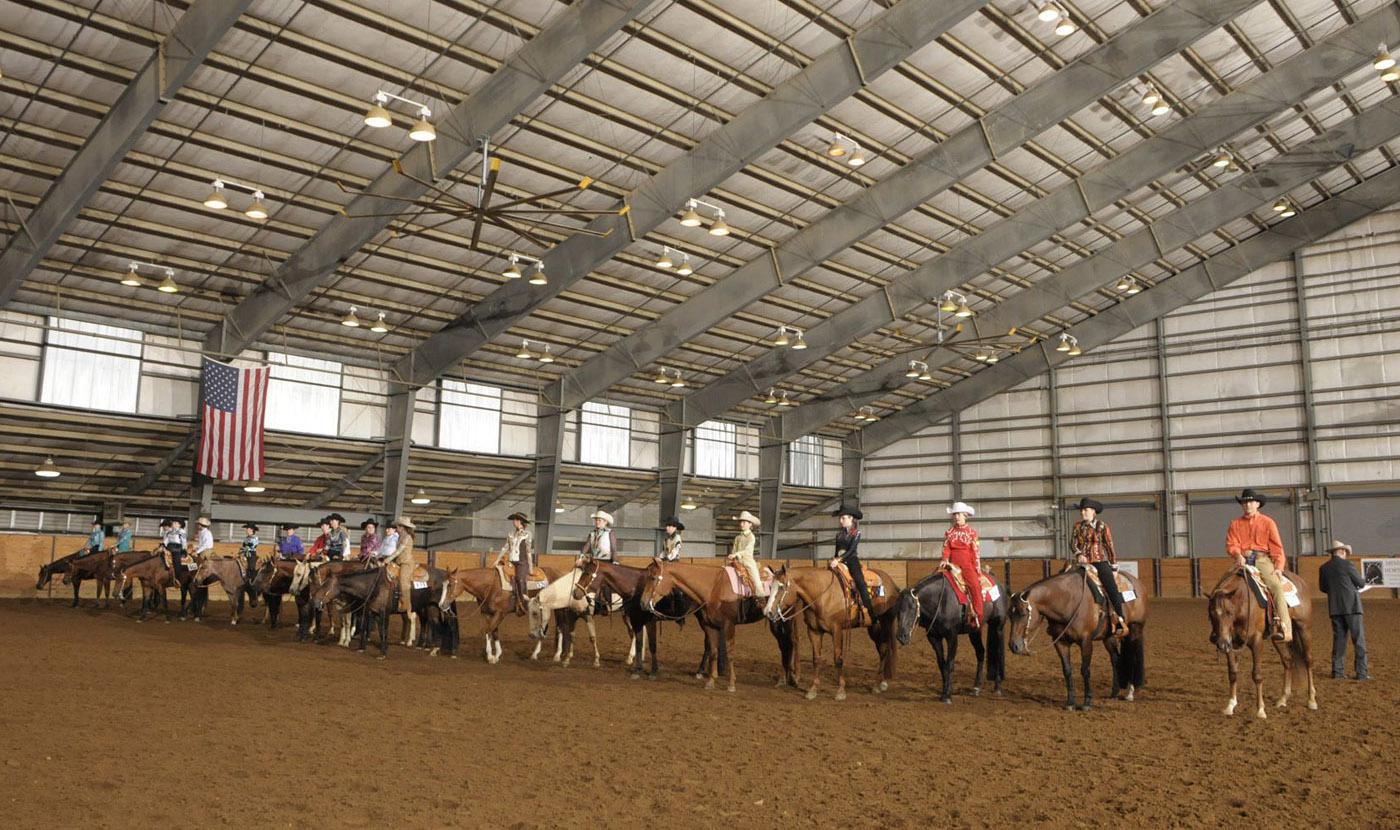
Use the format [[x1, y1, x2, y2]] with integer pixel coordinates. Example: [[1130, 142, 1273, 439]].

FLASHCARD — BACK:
[[0, 0, 253, 307], [674, 5, 1398, 432], [199, 0, 655, 359], [856, 160, 1400, 456], [392, 0, 991, 391], [124, 430, 199, 496], [302, 449, 384, 510], [555, 0, 1261, 414], [777, 94, 1400, 441]]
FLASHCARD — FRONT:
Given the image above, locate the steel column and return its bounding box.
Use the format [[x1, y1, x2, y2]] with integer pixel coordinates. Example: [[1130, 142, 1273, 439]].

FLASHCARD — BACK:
[[757, 435, 783, 558], [381, 384, 415, 521], [531, 411, 566, 554], [656, 401, 687, 535], [1292, 250, 1327, 557], [1155, 320, 1178, 557]]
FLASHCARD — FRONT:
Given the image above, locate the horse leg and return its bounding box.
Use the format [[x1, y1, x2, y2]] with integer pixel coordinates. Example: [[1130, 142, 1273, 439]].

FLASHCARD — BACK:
[[1223, 647, 1239, 715], [647, 619, 659, 679], [1104, 638, 1122, 700], [805, 625, 823, 700], [703, 625, 720, 690], [833, 628, 848, 702], [71, 576, 81, 608], [1295, 628, 1318, 710], [928, 629, 952, 704], [1251, 640, 1267, 720], [1054, 641, 1075, 711], [587, 614, 601, 668], [1273, 639, 1293, 709], [1078, 641, 1094, 711], [964, 629, 984, 697], [725, 622, 738, 693]]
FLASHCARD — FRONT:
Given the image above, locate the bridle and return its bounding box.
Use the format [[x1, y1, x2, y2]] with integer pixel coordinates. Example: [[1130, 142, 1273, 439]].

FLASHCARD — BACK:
[[766, 574, 809, 622], [642, 565, 698, 622]]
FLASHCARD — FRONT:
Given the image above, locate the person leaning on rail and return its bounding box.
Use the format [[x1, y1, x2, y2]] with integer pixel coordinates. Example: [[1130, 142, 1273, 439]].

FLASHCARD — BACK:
[[1225, 488, 1291, 643], [1069, 498, 1128, 637]]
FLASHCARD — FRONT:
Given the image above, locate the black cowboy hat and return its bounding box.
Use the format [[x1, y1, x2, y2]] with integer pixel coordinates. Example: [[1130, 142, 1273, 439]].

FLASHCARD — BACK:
[[507, 512, 530, 524], [326, 512, 346, 523], [242, 522, 259, 531], [661, 516, 685, 532], [280, 523, 298, 532], [831, 504, 864, 520], [1072, 497, 1104, 513], [317, 516, 332, 526], [360, 517, 378, 529], [1235, 488, 1267, 506], [159, 518, 173, 528]]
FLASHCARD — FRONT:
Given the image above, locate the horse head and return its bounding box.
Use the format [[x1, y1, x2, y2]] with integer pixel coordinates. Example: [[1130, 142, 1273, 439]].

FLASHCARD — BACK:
[[762, 564, 796, 622], [437, 570, 457, 614], [640, 559, 670, 613], [1007, 590, 1038, 656], [573, 557, 600, 600], [1207, 572, 1248, 653], [310, 570, 338, 613], [527, 594, 549, 640], [894, 588, 921, 646]]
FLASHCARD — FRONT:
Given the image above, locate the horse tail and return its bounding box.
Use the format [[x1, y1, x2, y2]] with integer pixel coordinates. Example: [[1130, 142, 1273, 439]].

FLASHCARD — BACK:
[[985, 613, 1006, 683], [1119, 626, 1146, 688]]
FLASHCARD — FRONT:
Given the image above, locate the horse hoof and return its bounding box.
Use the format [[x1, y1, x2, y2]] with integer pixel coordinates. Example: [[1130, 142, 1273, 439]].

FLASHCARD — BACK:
[[1064, 704, 1076, 712], [1275, 700, 1288, 709], [942, 698, 952, 705], [727, 685, 736, 693], [805, 689, 819, 701], [630, 673, 640, 682], [704, 679, 716, 691], [969, 687, 981, 698], [695, 673, 706, 681], [429, 648, 440, 657], [377, 655, 387, 661], [1308, 701, 1318, 711], [835, 690, 847, 702], [1078, 704, 1093, 712], [647, 673, 657, 682], [1256, 710, 1268, 720]]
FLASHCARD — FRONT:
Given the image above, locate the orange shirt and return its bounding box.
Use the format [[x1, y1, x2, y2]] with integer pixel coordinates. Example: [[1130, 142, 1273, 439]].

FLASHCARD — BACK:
[[1225, 512, 1285, 570]]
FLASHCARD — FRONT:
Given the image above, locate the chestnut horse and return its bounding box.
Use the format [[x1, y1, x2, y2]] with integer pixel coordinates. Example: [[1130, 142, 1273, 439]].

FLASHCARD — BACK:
[[640, 560, 797, 692], [444, 566, 559, 664], [116, 551, 176, 621], [1008, 567, 1147, 711], [895, 570, 1008, 703], [60, 550, 115, 608], [1207, 567, 1317, 718], [192, 557, 259, 625], [764, 564, 900, 700]]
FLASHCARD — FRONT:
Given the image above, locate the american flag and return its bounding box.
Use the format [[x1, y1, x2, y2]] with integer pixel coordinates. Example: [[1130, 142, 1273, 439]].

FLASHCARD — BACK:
[[197, 358, 271, 480]]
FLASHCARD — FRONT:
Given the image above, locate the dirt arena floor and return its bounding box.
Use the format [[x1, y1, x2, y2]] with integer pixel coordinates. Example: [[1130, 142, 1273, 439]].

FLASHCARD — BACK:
[[0, 596, 1394, 829]]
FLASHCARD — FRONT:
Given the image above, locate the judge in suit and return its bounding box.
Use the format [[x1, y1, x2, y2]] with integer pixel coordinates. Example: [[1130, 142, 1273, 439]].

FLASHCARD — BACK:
[[1318, 540, 1369, 681]]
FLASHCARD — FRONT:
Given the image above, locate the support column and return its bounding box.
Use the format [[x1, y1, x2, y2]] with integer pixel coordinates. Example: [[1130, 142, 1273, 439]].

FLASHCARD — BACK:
[[1155, 320, 1177, 558], [381, 383, 415, 521], [1292, 251, 1326, 557], [758, 430, 783, 558], [657, 401, 686, 531], [950, 411, 963, 498], [532, 410, 566, 555], [840, 432, 864, 506], [1047, 369, 1064, 554], [188, 482, 212, 530]]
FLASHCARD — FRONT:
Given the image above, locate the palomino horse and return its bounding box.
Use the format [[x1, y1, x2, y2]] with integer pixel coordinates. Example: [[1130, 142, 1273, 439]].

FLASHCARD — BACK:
[[525, 567, 599, 668], [1208, 567, 1317, 718], [764, 564, 901, 701], [60, 550, 115, 608], [443, 566, 559, 664], [575, 558, 698, 679], [641, 560, 798, 692], [1008, 567, 1148, 711], [191, 557, 259, 625], [895, 570, 1008, 703]]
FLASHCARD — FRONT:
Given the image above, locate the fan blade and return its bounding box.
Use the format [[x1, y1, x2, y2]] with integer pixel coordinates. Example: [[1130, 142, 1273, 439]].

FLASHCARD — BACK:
[[470, 158, 501, 252]]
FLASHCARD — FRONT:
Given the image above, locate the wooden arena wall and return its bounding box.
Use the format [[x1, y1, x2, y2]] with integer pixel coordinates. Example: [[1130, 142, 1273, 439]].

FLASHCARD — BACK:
[[3, 533, 1393, 601]]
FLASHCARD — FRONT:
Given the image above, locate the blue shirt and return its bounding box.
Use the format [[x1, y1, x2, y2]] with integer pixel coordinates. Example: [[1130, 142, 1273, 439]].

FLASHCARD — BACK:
[[279, 536, 304, 558], [240, 535, 259, 557], [115, 528, 133, 552], [87, 528, 104, 550]]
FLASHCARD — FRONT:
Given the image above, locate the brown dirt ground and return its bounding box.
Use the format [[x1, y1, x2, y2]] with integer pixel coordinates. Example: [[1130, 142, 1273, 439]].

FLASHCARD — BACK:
[[0, 596, 1395, 829]]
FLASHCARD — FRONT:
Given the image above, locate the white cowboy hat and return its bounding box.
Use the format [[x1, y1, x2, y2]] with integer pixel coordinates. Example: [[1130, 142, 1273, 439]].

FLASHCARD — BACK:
[[590, 510, 614, 526], [946, 501, 976, 517], [196, 516, 212, 527], [392, 516, 416, 532], [736, 510, 761, 526]]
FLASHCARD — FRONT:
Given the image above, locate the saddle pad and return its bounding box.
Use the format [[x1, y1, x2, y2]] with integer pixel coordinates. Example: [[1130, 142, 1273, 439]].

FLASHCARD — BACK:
[[1242, 567, 1300, 609], [724, 565, 772, 598], [526, 579, 549, 591], [940, 564, 996, 603]]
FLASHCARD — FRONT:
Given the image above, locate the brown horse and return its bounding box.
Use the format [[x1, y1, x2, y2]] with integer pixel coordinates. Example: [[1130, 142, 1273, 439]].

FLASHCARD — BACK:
[[764, 564, 900, 700], [575, 559, 704, 679], [192, 557, 259, 625], [444, 566, 559, 663], [36, 551, 85, 594], [110, 550, 150, 607], [1207, 567, 1317, 718], [1008, 566, 1148, 711], [117, 551, 176, 622], [61, 550, 115, 608], [640, 560, 798, 692]]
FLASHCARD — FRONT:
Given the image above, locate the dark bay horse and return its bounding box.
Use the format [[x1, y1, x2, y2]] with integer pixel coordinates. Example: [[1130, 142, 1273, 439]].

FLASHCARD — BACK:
[[311, 567, 397, 658], [251, 558, 310, 636], [576, 558, 696, 679], [1008, 567, 1147, 711], [192, 557, 259, 625], [116, 551, 176, 622], [641, 560, 797, 692], [765, 564, 900, 701], [60, 550, 115, 608], [1208, 567, 1317, 718], [36, 551, 85, 594], [896, 569, 1007, 703]]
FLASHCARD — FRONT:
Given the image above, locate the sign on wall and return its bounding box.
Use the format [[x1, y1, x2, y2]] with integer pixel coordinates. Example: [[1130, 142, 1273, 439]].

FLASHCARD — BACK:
[[1361, 559, 1400, 589], [1115, 561, 1140, 578]]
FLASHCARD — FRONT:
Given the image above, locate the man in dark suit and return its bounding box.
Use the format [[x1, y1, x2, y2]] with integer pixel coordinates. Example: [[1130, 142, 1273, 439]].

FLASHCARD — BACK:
[[1318, 540, 1369, 681]]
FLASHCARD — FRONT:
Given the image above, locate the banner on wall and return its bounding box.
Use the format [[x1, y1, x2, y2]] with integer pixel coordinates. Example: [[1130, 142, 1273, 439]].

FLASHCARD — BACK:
[[1361, 559, 1400, 589]]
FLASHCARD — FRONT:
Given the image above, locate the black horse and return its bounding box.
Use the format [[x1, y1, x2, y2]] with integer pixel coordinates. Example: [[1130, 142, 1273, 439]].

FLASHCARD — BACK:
[[311, 567, 397, 657], [36, 551, 85, 594], [59, 550, 114, 607], [896, 570, 1007, 703]]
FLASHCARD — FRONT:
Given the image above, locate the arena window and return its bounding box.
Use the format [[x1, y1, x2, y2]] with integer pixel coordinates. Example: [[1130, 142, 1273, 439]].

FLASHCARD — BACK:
[[694, 420, 738, 478], [580, 401, 630, 466], [439, 379, 503, 454], [39, 316, 142, 413], [788, 434, 825, 487], [264, 351, 342, 436]]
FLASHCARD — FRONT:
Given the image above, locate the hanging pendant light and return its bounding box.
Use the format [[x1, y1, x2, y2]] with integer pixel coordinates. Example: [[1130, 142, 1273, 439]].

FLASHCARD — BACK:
[[538, 344, 554, 364], [791, 330, 808, 350], [848, 148, 868, 167], [34, 456, 61, 478], [654, 367, 670, 384], [676, 254, 694, 276], [1037, 2, 1061, 22], [410, 488, 432, 505], [669, 371, 686, 388], [1278, 201, 1296, 218], [1057, 336, 1072, 352], [370, 313, 389, 334], [773, 327, 790, 347], [203, 180, 228, 210], [679, 203, 703, 227], [656, 248, 674, 269], [1054, 11, 1076, 36], [919, 369, 933, 381], [243, 481, 266, 493], [985, 352, 1000, 364], [244, 191, 269, 220], [955, 302, 974, 319], [1126, 281, 1142, 295], [554, 500, 566, 514], [516, 340, 534, 360], [1115, 276, 1133, 292], [121, 264, 142, 287], [157, 271, 179, 293], [341, 306, 361, 327], [503, 255, 523, 279], [408, 113, 436, 142], [1375, 44, 1396, 71], [364, 99, 393, 128], [764, 388, 779, 405], [528, 263, 548, 285], [680, 496, 698, 511], [905, 361, 920, 379], [1211, 148, 1233, 168], [1068, 343, 1082, 357], [708, 213, 731, 237]]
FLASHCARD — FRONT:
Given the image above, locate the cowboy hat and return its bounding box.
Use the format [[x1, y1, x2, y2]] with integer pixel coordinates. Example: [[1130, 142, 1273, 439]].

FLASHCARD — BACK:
[[317, 516, 331, 526], [736, 510, 761, 526], [359, 518, 378, 529], [1072, 497, 1104, 513], [661, 516, 685, 532], [243, 522, 259, 531], [159, 518, 173, 528], [196, 516, 211, 528], [1235, 488, 1267, 506], [172, 518, 185, 527], [946, 501, 976, 517], [590, 510, 614, 526], [326, 512, 346, 523], [831, 504, 864, 520], [1327, 539, 1353, 555], [507, 512, 530, 524], [280, 523, 298, 532], [392, 516, 416, 532]]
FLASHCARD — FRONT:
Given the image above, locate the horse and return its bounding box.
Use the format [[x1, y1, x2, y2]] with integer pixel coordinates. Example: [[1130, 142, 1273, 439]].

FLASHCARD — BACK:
[[191, 557, 260, 625], [1008, 566, 1148, 711], [310, 567, 397, 658], [641, 560, 798, 692], [164, 549, 209, 620], [36, 551, 85, 593], [525, 567, 600, 668], [764, 564, 901, 701], [895, 570, 1008, 703], [250, 558, 307, 635], [1207, 566, 1317, 718], [115, 551, 176, 622], [109, 551, 148, 607], [294, 559, 373, 642], [443, 566, 560, 664], [60, 549, 115, 608], [575, 558, 699, 679]]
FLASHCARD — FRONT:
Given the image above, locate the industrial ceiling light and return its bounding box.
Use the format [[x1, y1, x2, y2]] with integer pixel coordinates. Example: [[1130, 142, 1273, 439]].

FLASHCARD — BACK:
[[1068, 342, 1082, 357], [848, 148, 868, 167], [764, 388, 779, 405], [1115, 275, 1133, 292], [676, 253, 694, 276], [341, 306, 362, 327], [791, 330, 808, 350], [1151, 99, 1171, 117], [827, 133, 867, 166], [554, 500, 566, 513], [1037, 2, 1062, 23], [919, 367, 933, 381], [1057, 333, 1072, 352], [1126, 280, 1141, 295], [528, 262, 548, 285], [244, 191, 269, 220], [408, 113, 436, 142], [125, 260, 176, 288], [825, 136, 849, 158], [1141, 87, 1161, 107], [973, 350, 989, 362], [708, 210, 730, 237], [370, 312, 389, 334], [1375, 43, 1396, 71], [538, 344, 555, 364], [682, 198, 730, 235], [1211, 147, 1233, 168], [680, 495, 698, 511], [862, 407, 878, 421], [34, 456, 61, 478], [669, 369, 686, 388], [906, 360, 921, 379], [656, 247, 674, 269], [1272, 198, 1289, 213], [503, 254, 523, 279], [516, 339, 533, 360], [156, 271, 179, 293], [939, 294, 958, 314], [1054, 10, 1076, 37], [853, 409, 868, 421], [985, 352, 1000, 364], [773, 326, 791, 347], [410, 488, 432, 505], [778, 392, 795, 406], [203, 180, 228, 210], [955, 301, 974, 319], [654, 367, 670, 384], [363, 100, 393, 129], [679, 200, 704, 227], [1383, 65, 1400, 83], [1277, 199, 1296, 218], [243, 481, 266, 493], [366, 90, 435, 141], [121, 264, 143, 287]]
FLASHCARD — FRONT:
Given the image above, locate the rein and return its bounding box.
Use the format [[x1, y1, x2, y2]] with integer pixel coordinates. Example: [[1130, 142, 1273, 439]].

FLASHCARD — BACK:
[[766, 577, 811, 622]]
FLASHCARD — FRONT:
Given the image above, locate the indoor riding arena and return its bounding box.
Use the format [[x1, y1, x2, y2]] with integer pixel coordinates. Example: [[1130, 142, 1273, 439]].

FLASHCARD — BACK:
[[3, 0, 1400, 826]]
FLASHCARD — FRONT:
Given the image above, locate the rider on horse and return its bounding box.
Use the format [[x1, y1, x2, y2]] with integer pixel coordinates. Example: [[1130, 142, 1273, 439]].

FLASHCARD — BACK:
[[240, 523, 260, 574], [1226, 488, 1291, 643], [496, 512, 533, 614], [829, 504, 874, 623], [942, 502, 983, 629], [84, 518, 105, 555], [1069, 498, 1127, 636], [278, 523, 304, 560], [730, 511, 767, 598], [114, 519, 133, 553], [660, 516, 684, 561], [324, 514, 349, 561], [358, 518, 380, 561]]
